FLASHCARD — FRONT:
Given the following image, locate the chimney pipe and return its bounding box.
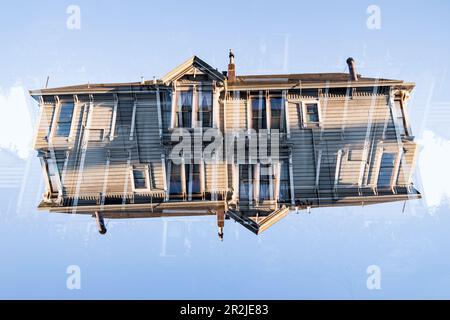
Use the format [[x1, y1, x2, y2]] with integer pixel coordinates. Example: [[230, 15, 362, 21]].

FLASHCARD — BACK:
[[228, 49, 236, 83], [95, 211, 107, 235], [346, 57, 358, 81], [217, 209, 225, 241]]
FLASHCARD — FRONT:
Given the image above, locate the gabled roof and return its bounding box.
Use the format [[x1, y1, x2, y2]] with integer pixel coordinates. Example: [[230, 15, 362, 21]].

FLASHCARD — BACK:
[[226, 206, 290, 235], [161, 55, 226, 85]]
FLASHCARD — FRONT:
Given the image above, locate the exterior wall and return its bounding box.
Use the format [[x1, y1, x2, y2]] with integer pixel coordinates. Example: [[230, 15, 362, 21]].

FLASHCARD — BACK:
[[32, 80, 418, 210]]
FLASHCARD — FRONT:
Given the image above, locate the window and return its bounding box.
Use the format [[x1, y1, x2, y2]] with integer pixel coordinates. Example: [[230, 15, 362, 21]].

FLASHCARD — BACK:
[[161, 91, 172, 130], [199, 90, 213, 127], [169, 164, 183, 195], [393, 100, 408, 136], [239, 165, 252, 201], [252, 97, 267, 130], [55, 103, 74, 137], [377, 153, 396, 188], [279, 162, 291, 202], [305, 103, 319, 123], [177, 91, 192, 128], [259, 164, 273, 201], [270, 97, 285, 132], [132, 167, 150, 191], [185, 164, 201, 195]]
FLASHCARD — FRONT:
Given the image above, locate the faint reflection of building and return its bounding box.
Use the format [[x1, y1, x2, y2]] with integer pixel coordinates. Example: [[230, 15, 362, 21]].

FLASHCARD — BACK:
[[30, 51, 420, 239]]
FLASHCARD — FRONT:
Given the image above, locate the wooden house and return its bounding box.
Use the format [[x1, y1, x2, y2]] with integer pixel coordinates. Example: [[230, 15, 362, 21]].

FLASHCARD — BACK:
[[30, 51, 421, 239]]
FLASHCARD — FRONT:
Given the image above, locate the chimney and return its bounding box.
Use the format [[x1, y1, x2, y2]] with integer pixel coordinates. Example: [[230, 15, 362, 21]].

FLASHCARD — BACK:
[[228, 49, 236, 83], [217, 209, 225, 241], [346, 57, 358, 81]]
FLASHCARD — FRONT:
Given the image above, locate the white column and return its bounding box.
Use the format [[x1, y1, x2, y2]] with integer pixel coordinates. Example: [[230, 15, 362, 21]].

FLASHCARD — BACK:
[[200, 158, 206, 198], [48, 96, 61, 142], [246, 93, 252, 131], [156, 87, 162, 139], [110, 94, 118, 141], [266, 91, 271, 131], [232, 163, 239, 202], [273, 161, 281, 205], [315, 150, 322, 188], [334, 149, 343, 190], [161, 154, 167, 194], [390, 148, 404, 190], [284, 92, 291, 138], [170, 85, 177, 129], [254, 163, 260, 205], [213, 87, 220, 129], [192, 86, 198, 128], [289, 153, 295, 205], [129, 95, 137, 141]]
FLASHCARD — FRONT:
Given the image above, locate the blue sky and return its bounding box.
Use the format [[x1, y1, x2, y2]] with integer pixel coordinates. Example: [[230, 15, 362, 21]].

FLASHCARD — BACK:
[[1, 0, 450, 299]]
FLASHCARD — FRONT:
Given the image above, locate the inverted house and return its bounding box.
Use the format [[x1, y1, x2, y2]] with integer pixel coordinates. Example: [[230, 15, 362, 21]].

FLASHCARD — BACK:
[[30, 51, 421, 239]]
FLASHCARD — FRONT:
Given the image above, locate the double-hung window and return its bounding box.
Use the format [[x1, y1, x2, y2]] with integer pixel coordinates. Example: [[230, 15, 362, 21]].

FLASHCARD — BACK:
[[132, 166, 151, 191], [302, 101, 320, 127], [377, 153, 396, 188], [259, 164, 274, 201], [169, 163, 183, 195], [55, 103, 74, 137], [161, 91, 172, 130], [270, 97, 285, 132], [185, 164, 201, 195], [177, 91, 192, 128], [239, 165, 252, 202], [198, 90, 213, 128], [252, 97, 267, 130], [279, 162, 291, 202]]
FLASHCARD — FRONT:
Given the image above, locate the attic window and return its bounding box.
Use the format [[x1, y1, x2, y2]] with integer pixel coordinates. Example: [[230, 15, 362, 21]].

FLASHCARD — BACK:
[[55, 103, 74, 137], [132, 166, 151, 191], [305, 103, 319, 123]]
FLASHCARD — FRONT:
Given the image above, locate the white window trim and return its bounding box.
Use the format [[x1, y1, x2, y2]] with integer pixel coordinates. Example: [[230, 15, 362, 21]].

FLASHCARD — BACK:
[[129, 95, 137, 141], [50, 97, 77, 141], [130, 165, 152, 192], [334, 149, 343, 190], [110, 94, 118, 141], [301, 100, 322, 128], [283, 91, 291, 138], [390, 148, 404, 190]]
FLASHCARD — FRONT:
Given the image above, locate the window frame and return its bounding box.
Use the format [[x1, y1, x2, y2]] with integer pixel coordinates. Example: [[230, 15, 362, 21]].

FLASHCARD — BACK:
[[269, 96, 286, 133], [176, 90, 193, 128], [198, 89, 213, 128], [301, 100, 322, 128], [54, 102, 75, 138], [250, 95, 267, 131], [259, 164, 273, 202], [131, 165, 151, 192], [376, 152, 396, 188], [279, 161, 291, 202]]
